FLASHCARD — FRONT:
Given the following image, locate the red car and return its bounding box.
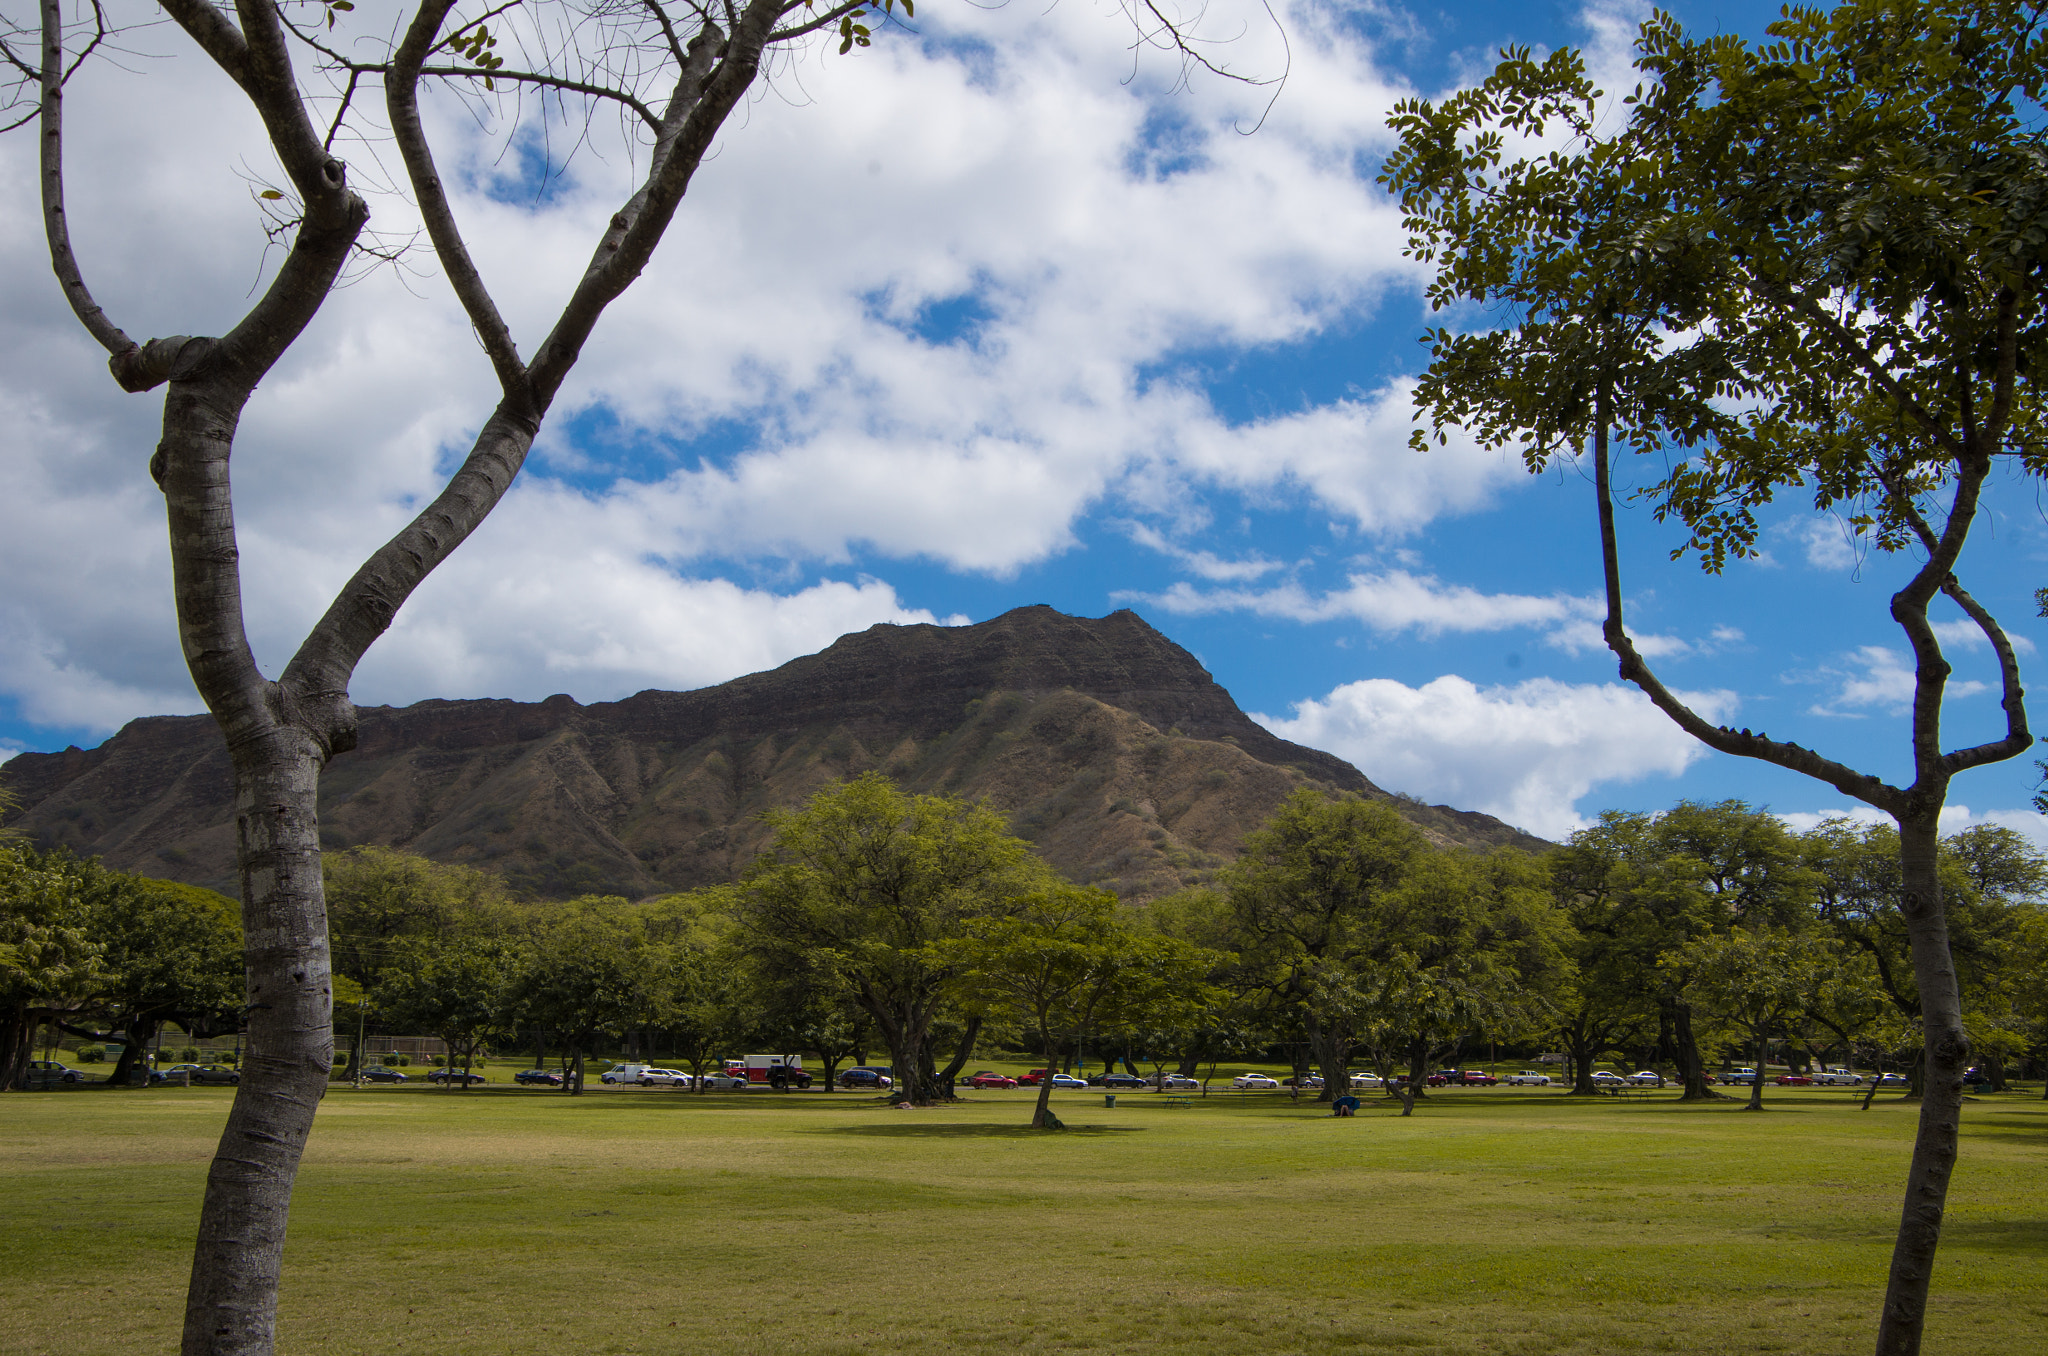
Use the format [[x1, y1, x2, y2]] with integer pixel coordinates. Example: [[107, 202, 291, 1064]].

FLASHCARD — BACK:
[[965, 1071, 1018, 1089], [1016, 1068, 1054, 1085], [1455, 1070, 1499, 1086], [1774, 1074, 1814, 1086]]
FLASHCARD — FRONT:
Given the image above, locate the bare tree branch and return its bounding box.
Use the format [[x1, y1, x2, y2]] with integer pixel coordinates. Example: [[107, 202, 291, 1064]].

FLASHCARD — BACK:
[[39, 0, 136, 361]]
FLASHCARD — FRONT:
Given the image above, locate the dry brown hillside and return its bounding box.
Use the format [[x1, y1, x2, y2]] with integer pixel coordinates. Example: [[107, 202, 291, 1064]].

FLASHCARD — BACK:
[[4, 606, 1546, 900]]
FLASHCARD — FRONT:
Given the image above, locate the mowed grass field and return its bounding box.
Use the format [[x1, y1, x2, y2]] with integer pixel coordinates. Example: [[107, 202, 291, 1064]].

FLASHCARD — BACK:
[[3, 1083, 2043, 1356]]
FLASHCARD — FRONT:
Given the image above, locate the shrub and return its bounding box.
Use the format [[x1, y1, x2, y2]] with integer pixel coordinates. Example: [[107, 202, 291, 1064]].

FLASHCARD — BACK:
[[432, 1055, 446, 1067], [383, 1052, 400, 1066], [77, 1045, 105, 1063], [181, 1048, 200, 1062]]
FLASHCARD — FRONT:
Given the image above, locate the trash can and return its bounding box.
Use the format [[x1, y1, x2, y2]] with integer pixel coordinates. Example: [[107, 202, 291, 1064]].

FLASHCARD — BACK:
[[1104, 1094, 1117, 1108]]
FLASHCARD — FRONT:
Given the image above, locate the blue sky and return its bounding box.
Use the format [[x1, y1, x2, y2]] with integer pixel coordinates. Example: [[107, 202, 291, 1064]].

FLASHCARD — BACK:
[[2, 0, 2042, 844]]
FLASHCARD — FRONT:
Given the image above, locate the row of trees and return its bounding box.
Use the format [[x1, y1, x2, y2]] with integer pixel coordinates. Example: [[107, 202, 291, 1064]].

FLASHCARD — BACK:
[[319, 777, 2048, 1128], [10, 776, 2041, 1114]]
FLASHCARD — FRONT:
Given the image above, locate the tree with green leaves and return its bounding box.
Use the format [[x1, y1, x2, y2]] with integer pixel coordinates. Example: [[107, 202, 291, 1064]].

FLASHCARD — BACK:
[[1665, 926, 1838, 1111], [1222, 790, 1423, 1101], [0, 844, 104, 1090], [81, 875, 244, 1089], [377, 936, 522, 1089], [740, 774, 1046, 1104], [511, 900, 674, 1095], [1384, 6, 2044, 1342], [959, 883, 1221, 1125]]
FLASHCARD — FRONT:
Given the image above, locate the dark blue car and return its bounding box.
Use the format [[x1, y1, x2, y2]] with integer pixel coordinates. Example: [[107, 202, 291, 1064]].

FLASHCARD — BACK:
[[837, 1067, 894, 1090]]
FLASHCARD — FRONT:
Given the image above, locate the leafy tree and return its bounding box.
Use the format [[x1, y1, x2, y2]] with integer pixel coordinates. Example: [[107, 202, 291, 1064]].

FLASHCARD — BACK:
[[959, 884, 1221, 1125], [325, 848, 510, 986], [1376, 845, 1568, 1113], [1222, 790, 1423, 1100], [1665, 926, 1837, 1111], [0, 844, 104, 1089], [80, 876, 244, 1088], [511, 901, 674, 1095], [1384, 7, 2047, 1337], [739, 773, 1047, 1104], [376, 936, 521, 1089], [1802, 816, 2041, 1092], [1553, 803, 1814, 1098]]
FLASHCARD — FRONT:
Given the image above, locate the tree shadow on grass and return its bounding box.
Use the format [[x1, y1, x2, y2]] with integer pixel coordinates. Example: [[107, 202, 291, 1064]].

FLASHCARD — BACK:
[[812, 1122, 1146, 1138], [1939, 1219, 2048, 1254]]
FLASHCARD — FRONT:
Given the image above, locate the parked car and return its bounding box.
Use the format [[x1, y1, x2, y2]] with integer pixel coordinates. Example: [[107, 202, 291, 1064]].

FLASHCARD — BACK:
[[636, 1068, 690, 1087], [1812, 1070, 1863, 1086], [427, 1069, 487, 1085], [1094, 1072, 1148, 1089], [1774, 1073, 1814, 1086], [1233, 1073, 1279, 1090], [1281, 1074, 1324, 1089], [698, 1070, 751, 1090], [1504, 1070, 1552, 1086], [1962, 1067, 1994, 1088], [1589, 1071, 1626, 1086], [965, 1071, 1018, 1089], [1722, 1068, 1758, 1086], [1628, 1070, 1665, 1086], [1015, 1068, 1057, 1085], [1455, 1070, 1499, 1086], [1146, 1073, 1199, 1090], [837, 1067, 894, 1090], [26, 1060, 86, 1085], [1348, 1072, 1384, 1089], [188, 1064, 241, 1085], [513, 1068, 564, 1087], [1048, 1073, 1089, 1089], [20, 1060, 88, 1088], [359, 1066, 407, 1083], [1876, 1072, 1909, 1087]]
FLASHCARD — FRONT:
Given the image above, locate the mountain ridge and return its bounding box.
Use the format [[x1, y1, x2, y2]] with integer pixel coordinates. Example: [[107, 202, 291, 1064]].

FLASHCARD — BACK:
[[4, 606, 1546, 899]]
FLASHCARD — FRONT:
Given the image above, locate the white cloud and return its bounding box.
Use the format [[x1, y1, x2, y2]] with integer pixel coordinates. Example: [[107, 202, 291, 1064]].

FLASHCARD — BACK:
[[1121, 523, 1285, 583], [1131, 568, 1714, 658], [1253, 674, 1737, 840], [0, 0, 1473, 730], [1931, 618, 2036, 656], [1783, 516, 1865, 571], [1805, 646, 1989, 717]]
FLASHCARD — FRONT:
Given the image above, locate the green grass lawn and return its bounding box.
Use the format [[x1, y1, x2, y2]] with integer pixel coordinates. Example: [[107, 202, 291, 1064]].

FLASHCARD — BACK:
[[3, 1082, 2042, 1356]]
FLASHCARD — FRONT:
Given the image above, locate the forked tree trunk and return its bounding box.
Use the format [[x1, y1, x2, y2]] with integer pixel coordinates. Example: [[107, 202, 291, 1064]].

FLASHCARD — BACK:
[[1876, 814, 1972, 1356]]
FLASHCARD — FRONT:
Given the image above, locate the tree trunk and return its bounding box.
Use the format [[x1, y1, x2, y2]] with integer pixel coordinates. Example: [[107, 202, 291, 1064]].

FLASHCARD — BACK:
[[1031, 1024, 1058, 1128], [1312, 1026, 1348, 1104], [1563, 1019, 1599, 1095], [1874, 813, 1973, 1356], [181, 731, 335, 1356], [0, 1004, 34, 1090], [935, 1016, 982, 1092], [1745, 1029, 1766, 1112], [107, 1016, 158, 1088], [1667, 999, 1719, 1101]]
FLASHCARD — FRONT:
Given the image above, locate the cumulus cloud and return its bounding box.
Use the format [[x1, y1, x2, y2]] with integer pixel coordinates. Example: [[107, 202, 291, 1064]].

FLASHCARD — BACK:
[[1132, 567, 1715, 659], [1253, 674, 1737, 840], [0, 0, 1478, 732]]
